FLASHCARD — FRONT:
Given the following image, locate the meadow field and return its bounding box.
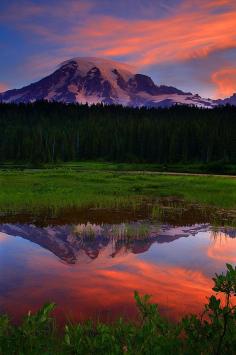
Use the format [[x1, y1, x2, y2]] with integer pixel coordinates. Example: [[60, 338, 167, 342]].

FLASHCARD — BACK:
[[0, 162, 235, 214]]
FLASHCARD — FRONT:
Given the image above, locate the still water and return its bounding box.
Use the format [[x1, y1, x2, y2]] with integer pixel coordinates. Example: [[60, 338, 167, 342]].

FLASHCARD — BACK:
[[0, 214, 235, 323]]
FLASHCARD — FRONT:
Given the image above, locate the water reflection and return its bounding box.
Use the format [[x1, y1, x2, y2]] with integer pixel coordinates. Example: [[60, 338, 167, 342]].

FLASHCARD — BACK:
[[0, 221, 235, 324]]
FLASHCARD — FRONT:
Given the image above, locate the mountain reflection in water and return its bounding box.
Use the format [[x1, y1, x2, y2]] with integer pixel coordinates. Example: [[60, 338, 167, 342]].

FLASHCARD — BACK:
[[0, 221, 235, 323]]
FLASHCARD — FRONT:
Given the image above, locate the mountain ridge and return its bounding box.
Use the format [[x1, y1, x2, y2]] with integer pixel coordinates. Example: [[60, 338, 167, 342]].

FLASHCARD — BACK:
[[0, 57, 234, 108]]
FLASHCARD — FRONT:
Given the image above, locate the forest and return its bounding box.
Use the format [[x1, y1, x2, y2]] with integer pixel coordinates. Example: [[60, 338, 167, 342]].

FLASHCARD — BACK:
[[0, 101, 235, 164]]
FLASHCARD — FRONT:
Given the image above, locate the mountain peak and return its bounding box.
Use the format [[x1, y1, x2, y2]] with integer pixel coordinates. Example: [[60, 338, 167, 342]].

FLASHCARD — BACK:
[[0, 56, 218, 108], [60, 56, 136, 75]]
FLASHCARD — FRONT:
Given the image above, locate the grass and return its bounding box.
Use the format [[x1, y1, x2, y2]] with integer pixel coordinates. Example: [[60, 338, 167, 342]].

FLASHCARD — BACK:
[[74, 222, 152, 239], [61, 161, 236, 175], [1, 161, 236, 174], [0, 163, 235, 215], [1, 264, 236, 354]]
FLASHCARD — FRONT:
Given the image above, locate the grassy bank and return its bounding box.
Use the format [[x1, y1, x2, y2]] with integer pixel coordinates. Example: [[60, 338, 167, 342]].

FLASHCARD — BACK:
[[1, 264, 236, 354], [0, 163, 235, 214]]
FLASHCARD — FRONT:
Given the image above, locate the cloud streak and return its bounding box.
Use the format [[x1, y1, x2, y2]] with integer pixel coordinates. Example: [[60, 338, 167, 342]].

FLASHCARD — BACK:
[[81, 1, 236, 68], [6, 0, 235, 67]]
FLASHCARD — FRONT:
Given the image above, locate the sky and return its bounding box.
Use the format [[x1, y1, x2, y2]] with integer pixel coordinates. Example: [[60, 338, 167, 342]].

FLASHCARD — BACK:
[[0, 0, 236, 98]]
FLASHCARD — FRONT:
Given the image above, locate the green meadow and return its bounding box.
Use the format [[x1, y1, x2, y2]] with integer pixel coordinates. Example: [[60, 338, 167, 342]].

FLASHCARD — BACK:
[[0, 162, 235, 214]]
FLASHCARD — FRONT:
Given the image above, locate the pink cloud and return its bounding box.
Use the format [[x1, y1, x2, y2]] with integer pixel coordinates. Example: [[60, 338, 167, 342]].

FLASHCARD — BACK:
[[78, 1, 236, 68], [1, 0, 236, 67], [0, 247, 214, 323], [211, 67, 236, 98], [12, 0, 236, 72]]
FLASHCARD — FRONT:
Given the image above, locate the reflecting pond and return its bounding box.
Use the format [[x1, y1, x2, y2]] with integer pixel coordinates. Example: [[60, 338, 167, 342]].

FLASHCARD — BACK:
[[0, 207, 236, 324]]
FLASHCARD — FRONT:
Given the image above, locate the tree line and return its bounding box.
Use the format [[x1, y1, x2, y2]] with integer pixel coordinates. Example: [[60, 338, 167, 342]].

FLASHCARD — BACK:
[[0, 101, 235, 164]]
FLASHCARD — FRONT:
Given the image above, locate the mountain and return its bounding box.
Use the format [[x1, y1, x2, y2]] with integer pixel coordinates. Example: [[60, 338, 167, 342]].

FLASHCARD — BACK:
[[216, 93, 236, 106], [0, 57, 216, 108], [0, 221, 234, 264], [0, 222, 209, 264]]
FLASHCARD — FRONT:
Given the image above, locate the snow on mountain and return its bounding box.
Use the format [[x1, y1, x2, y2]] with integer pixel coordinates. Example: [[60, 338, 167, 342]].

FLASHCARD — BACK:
[[0, 57, 218, 108]]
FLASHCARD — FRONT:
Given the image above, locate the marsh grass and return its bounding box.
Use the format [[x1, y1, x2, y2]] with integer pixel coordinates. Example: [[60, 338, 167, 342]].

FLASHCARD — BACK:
[[74, 222, 152, 240]]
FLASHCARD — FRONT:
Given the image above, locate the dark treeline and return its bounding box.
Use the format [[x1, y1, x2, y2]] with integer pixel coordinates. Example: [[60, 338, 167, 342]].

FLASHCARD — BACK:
[[0, 101, 235, 164]]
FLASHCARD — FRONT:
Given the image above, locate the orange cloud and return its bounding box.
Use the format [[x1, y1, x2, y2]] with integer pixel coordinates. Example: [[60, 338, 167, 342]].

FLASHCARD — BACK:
[[3, 0, 236, 73], [0, 244, 213, 324], [0, 83, 8, 93], [84, 3, 236, 68], [56, 0, 236, 69], [211, 67, 236, 98]]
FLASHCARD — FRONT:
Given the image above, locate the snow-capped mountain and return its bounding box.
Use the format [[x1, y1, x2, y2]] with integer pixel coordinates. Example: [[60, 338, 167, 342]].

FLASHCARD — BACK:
[[0, 222, 212, 264], [0, 57, 217, 108], [0, 222, 234, 264]]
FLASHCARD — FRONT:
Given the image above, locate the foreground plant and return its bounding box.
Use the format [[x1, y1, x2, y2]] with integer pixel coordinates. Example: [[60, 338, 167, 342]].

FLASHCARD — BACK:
[[0, 264, 235, 354], [182, 264, 236, 355]]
